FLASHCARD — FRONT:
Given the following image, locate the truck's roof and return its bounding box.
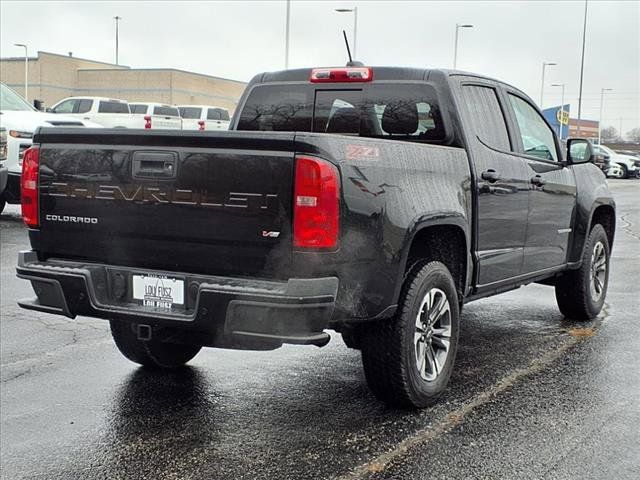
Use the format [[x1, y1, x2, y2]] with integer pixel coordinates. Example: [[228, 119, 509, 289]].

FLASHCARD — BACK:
[[251, 66, 511, 90], [130, 102, 176, 108], [61, 96, 127, 102], [177, 105, 229, 111]]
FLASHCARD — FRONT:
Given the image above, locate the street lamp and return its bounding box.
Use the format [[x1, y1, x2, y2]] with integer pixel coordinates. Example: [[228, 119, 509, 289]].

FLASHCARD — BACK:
[[551, 83, 566, 139], [335, 7, 358, 58], [453, 24, 473, 69], [114, 16, 122, 65], [598, 87, 613, 145], [285, 0, 291, 68], [13, 43, 28, 101], [540, 61, 557, 107]]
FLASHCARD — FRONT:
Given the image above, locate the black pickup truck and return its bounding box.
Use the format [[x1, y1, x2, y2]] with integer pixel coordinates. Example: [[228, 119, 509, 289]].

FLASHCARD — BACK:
[[17, 66, 615, 408]]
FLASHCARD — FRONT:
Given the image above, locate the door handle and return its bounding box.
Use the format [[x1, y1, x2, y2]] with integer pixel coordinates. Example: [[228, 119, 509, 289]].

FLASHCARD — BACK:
[[531, 175, 546, 187], [132, 151, 178, 179], [481, 169, 500, 183]]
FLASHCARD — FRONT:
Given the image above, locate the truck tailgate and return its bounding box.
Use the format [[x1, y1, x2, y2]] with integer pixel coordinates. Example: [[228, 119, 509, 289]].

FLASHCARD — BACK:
[[34, 129, 295, 277]]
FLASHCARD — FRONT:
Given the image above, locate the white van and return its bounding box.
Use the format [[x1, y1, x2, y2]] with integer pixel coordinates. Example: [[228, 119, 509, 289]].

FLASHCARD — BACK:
[[129, 102, 182, 130], [178, 105, 230, 131]]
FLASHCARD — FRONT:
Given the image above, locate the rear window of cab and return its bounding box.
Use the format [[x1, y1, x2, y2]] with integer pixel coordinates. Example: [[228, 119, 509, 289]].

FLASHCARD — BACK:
[[179, 107, 202, 119], [236, 83, 445, 143], [98, 101, 129, 114]]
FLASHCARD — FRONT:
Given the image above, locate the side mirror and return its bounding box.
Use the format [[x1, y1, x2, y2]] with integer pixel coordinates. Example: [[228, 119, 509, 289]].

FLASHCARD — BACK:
[[567, 138, 594, 165], [45, 107, 54, 113]]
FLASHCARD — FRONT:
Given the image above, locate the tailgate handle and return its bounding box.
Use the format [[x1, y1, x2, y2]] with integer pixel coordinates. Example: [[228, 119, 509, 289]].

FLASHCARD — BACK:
[[132, 151, 178, 179]]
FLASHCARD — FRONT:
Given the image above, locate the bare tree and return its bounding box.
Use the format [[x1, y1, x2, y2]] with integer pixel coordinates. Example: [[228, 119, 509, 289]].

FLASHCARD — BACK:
[[600, 126, 620, 142], [626, 127, 640, 143]]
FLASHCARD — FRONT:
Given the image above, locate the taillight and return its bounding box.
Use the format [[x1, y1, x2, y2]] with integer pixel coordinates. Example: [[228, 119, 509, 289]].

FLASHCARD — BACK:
[[293, 156, 340, 249], [144, 115, 152, 129], [198, 120, 205, 131], [310, 67, 373, 83], [21, 146, 39, 228]]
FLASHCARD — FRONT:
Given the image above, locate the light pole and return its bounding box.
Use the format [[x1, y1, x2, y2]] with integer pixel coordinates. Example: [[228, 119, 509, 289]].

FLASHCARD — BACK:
[[577, 0, 588, 135], [114, 16, 122, 65], [14, 43, 28, 101], [335, 7, 358, 58], [539, 61, 557, 107], [551, 83, 566, 139], [285, 0, 291, 68], [598, 87, 613, 145], [453, 24, 473, 69]]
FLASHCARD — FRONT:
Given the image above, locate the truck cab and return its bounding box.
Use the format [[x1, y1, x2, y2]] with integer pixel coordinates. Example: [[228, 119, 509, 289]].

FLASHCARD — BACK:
[[50, 96, 139, 129], [129, 102, 182, 130], [178, 105, 230, 131]]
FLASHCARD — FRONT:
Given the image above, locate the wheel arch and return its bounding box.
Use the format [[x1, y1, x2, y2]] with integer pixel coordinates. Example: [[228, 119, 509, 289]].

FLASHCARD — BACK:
[[568, 199, 616, 266], [590, 203, 616, 249], [395, 217, 471, 305]]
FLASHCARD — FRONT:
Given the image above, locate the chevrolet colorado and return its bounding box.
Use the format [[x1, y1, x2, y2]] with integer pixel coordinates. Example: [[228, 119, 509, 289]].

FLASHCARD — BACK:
[[16, 66, 615, 408]]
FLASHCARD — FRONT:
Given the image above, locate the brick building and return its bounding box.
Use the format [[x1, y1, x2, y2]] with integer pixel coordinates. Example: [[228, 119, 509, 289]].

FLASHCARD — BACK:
[[0, 51, 246, 113], [568, 118, 599, 140]]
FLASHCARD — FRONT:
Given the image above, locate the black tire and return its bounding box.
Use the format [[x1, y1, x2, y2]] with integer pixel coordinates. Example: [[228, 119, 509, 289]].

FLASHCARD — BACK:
[[555, 224, 610, 320], [341, 326, 363, 350], [360, 261, 460, 409], [110, 321, 202, 368], [620, 164, 629, 179], [0, 197, 5, 214]]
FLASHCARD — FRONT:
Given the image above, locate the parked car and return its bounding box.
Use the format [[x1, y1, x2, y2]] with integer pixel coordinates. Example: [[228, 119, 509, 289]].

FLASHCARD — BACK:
[[17, 65, 615, 409], [129, 102, 182, 130], [615, 149, 640, 159], [592, 144, 640, 178], [178, 105, 230, 131], [50, 96, 139, 129], [0, 127, 7, 212], [0, 83, 101, 212]]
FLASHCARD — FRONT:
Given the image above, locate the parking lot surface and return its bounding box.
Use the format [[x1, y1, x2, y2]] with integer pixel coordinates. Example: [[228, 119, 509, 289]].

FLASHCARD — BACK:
[[1, 179, 639, 480]]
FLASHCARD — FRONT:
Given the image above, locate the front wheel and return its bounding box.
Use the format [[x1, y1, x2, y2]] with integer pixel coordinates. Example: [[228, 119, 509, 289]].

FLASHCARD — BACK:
[[360, 261, 460, 409], [110, 321, 202, 368], [555, 224, 610, 320], [620, 164, 629, 179]]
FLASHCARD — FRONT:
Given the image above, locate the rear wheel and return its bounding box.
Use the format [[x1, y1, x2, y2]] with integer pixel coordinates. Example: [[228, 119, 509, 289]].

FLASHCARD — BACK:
[[110, 321, 202, 368], [341, 326, 364, 350], [555, 224, 610, 320], [360, 261, 460, 408]]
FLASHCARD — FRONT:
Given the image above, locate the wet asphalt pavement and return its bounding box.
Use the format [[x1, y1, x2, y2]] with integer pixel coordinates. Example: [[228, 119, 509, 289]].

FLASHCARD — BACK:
[[1, 179, 639, 480]]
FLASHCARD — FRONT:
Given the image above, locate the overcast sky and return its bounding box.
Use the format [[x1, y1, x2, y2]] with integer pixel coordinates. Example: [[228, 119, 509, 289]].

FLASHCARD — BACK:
[[1, 1, 638, 133]]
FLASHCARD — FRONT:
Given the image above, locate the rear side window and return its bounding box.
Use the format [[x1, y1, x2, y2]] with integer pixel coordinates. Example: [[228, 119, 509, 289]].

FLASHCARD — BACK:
[[179, 107, 202, 119], [154, 106, 179, 117], [460, 85, 511, 151], [207, 108, 230, 121], [130, 104, 148, 114], [237, 83, 445, 143], [77, 99, 93, 114], [98, 101, 129, 114]]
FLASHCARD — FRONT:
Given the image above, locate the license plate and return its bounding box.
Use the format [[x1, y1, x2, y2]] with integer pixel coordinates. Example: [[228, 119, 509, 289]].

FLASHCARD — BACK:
[[132, 274, 184, 309]]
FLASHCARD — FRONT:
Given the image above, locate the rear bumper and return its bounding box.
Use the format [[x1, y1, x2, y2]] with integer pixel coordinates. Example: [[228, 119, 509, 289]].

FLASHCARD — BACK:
[[16, 251, 338, 349]]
